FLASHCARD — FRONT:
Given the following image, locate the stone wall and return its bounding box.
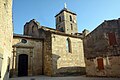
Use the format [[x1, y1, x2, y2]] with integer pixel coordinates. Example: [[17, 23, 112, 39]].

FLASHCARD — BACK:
[[84, 19, 120, 77], [85, 56, 120, 77], [64, 11, 78, 34], [24, 19, 40, 38], [11, 36, 43, 77], [0, 0, 13, 79], [84, 19, 120, 58], [51, 33, 85, 76], [43, 31, 53, 76]]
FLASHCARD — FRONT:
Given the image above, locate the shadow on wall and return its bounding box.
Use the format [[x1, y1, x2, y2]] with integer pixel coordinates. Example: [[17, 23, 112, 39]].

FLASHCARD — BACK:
[[52, 54, 86, 76], [3, 59, 10, 80], [9, 42, 27, 78], [55, 67, 86, 76]]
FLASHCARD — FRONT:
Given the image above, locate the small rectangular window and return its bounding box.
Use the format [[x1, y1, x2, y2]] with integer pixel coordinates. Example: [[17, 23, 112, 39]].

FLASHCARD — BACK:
[[59, 16, 61, 22], [97, 58, 104, 70], [71, 24, 73, 30], [70, 15, 72, 21], [108, 32, 117, 46]]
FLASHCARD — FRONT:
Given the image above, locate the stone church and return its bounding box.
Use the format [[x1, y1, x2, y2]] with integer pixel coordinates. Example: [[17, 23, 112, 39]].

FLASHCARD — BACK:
[[10, 6, 86, 77], [1, 0, 120, 79]]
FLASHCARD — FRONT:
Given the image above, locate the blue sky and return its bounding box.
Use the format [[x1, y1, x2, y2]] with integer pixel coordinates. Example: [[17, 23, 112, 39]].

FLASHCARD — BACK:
[[13, 0, 120, 34]]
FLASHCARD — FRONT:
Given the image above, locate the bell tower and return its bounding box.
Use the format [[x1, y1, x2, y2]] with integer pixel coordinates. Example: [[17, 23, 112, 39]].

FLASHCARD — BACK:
[[55, 3, 78, 34]]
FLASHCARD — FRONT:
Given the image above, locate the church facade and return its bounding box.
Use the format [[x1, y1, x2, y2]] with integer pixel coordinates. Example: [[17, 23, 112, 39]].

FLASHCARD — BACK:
[[10, 7, 86, 77]]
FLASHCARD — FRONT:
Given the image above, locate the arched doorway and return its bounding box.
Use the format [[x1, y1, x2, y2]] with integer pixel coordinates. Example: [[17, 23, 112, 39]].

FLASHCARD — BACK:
[[18, 54, 28, 77]]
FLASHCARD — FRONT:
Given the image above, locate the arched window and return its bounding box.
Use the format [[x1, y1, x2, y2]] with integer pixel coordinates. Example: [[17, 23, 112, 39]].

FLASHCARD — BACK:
[[70, 15, 72, 21], [66, 38, 72, 53], [59, 16, 61, 22]]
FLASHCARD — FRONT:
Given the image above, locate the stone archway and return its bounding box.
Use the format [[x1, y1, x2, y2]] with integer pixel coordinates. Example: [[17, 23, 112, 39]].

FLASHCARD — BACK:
[[18, 54, 28, 77]]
